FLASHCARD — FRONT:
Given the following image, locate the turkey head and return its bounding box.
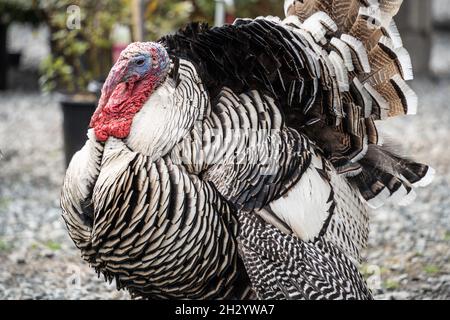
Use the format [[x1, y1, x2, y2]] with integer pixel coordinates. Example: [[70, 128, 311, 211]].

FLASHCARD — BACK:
[[89, 42, 199, 161]]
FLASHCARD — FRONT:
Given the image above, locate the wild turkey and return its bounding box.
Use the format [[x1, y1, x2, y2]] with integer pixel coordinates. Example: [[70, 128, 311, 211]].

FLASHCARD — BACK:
[[61, 0, 434, 300]]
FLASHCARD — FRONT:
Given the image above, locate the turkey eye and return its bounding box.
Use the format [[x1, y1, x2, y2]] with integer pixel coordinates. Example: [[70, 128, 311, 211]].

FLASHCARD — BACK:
[[135, 58, 145, 66]]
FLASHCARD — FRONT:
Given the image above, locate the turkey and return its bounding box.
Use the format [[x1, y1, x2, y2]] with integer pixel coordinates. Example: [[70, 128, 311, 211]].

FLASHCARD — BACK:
[[61, 0, 434, 300]]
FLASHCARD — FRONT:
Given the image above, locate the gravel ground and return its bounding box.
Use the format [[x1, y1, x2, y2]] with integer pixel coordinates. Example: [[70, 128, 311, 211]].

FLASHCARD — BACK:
[[0, 78, 449, 300]]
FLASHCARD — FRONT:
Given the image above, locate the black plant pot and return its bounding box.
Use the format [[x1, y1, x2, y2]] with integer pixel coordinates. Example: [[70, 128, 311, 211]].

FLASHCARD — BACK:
[[0, 23, 8, 90], [61, 96, 97, 167], [8, 52, 22, 68]]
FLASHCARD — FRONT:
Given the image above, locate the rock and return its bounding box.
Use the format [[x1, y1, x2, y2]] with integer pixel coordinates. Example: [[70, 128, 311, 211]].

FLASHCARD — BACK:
[[42, 250, 55, 259]]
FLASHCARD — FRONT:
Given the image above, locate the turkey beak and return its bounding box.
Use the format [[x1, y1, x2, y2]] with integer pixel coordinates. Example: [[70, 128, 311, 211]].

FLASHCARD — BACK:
[[90, 60, 129, 129], [97, 59, 130, 108], [100, 73, 122, 108]]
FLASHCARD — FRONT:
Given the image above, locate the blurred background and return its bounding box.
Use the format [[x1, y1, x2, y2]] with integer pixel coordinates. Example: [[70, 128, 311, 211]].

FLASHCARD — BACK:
[[0, 0, 448, 300]]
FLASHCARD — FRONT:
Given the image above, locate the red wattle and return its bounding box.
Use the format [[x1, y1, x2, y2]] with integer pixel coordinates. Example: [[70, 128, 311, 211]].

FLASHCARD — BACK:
[[90, 77, 157, 142]]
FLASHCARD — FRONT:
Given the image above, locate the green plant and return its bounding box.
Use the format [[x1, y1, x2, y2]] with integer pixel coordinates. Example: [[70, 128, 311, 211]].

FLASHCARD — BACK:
[[143, 0, 284, 41], [424, 265, 440, 275], [38, 0, 286, 92], [0, 238, 12, 252], [384, 279, 400, 290], [144, 0, 212, 41], [39, 0, 131, 95], [234, 0, 283, 18], [0, 196, 11, 210], [45, 240, 62, 251], [444, 231, 450, 241]]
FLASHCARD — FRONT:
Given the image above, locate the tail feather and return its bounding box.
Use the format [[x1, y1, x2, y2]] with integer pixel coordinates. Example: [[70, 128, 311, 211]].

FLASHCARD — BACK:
[[283, 0, 432, 207], [349, 145, 432, 208]]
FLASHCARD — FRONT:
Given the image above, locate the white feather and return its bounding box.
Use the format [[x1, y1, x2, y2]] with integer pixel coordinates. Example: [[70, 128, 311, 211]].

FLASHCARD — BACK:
[[127, 59, 205, 160], [302, 19, 327, 44], [388, 184, 408, 204], [269, 153, 332, 241], [64, 129, 103, 213], [413, 167, 436, 188], [353, 78, 373, 117], [358, 6, 382, 28], [302, 12, 337, 45], [314, 12, 338, 32], [379, 36, 414, 81], [330, 37, 355, 72], [126, 80, 179, 160], [341, 34, 371, 73], [284, 0, 295, 17], [391, 74, 418, 115], [283, 15, 302, 28], [350, 135, 369, 163], [364, 83, 390, 119], [386, 20, 403, 49], [367, 188, 390, 209], [328, 51, 349, 92]]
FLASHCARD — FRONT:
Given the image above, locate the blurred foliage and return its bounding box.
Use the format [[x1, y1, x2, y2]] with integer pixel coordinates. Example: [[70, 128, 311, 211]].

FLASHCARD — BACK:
[[144, 0, 213, 41], [0, 0, 43, 25], [45, 240, 62, 251], [39, 0, 131, 95], [384, 279, 400, 290], [37, 0, 286, 92], [0, 238, 12, 252], [234, 0, 283, 18], [144, 0, 283, 40], [424, 265, 441, 275]]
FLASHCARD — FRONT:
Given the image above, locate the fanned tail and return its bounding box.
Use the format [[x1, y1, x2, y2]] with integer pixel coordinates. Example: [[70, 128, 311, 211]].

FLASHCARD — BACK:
[[283, 0, 433, 207]]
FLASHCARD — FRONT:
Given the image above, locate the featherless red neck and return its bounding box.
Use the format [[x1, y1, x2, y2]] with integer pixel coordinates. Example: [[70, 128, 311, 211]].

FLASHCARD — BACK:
[[90, 42, 170, 142]]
